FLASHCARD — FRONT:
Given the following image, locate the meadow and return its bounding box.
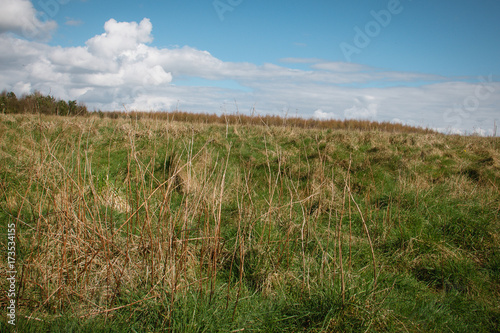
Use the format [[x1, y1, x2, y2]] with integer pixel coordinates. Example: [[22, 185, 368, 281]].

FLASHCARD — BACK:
[[0, 111, 499, 332]]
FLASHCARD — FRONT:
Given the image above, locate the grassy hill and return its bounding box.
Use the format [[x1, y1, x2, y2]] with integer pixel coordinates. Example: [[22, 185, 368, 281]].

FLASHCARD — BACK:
[[0, 113, 499, 332]]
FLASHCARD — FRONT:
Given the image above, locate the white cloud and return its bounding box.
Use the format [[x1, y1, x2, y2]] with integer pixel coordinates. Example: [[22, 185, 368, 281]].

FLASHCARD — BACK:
[[0, 0, 57, 40], [86, 18, 153, 58], [311, 61, 371, 73], [344, 97, 378, 120], [0, 17, 499, 135], [313, 109, 337, 120], [344, 103, 378, 120], [0, 17, 173, 104]]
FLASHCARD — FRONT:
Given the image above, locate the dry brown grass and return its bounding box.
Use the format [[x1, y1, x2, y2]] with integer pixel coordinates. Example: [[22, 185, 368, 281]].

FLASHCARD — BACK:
[[0, 114, 498, 331]]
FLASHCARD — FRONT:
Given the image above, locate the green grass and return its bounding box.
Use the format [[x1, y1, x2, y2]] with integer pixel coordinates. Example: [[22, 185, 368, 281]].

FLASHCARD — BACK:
[[0, 113, 499, 332]]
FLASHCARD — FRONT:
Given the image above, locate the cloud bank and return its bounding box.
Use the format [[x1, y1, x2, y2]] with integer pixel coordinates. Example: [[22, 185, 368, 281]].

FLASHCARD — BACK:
[[0, 0, 57, 40], [0, 15, 499, 135]]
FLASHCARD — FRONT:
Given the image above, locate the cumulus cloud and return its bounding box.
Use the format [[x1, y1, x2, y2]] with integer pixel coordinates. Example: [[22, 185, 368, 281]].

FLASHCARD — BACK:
[[0, 0, 57, 40], [313, 109, 337, 120], [0, 17, 499, 135], [344, 96, 378, 119], [86, 18, 153, 58], [0, 17, 174, 105]]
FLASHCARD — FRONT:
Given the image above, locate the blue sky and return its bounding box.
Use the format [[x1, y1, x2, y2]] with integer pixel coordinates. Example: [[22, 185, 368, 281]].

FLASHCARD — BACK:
[[1, 0, 499, 134], [48, 0, 500, 75]]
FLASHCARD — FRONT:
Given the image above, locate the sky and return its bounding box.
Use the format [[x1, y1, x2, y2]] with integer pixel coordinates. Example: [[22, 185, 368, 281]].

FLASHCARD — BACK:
[[0, 0, 499, 135]]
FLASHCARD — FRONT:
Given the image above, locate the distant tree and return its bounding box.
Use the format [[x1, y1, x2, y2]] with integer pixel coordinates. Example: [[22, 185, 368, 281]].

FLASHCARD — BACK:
[[68, 100, 77, 115], [56, 100, 69, 116], [0, 90, 90, 116], [76, 102, 88, 116], [31, 91, 57, 115], [0, 90, 7, 113], [6, 91, 17, 100], [0, 90, 20, 113]]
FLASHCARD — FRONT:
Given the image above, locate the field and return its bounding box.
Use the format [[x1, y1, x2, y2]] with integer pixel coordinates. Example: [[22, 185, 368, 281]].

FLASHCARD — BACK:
[[0, 113, 499, 332]]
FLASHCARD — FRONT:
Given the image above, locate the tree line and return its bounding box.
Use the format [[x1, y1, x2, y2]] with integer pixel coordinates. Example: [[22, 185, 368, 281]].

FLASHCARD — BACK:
[[1, 90, 436, 134], [0, 90, 88, 116]]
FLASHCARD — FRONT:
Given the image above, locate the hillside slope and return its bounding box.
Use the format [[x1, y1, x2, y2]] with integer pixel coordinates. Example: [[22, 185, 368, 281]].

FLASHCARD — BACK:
[[1, 114, 499, 332]]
